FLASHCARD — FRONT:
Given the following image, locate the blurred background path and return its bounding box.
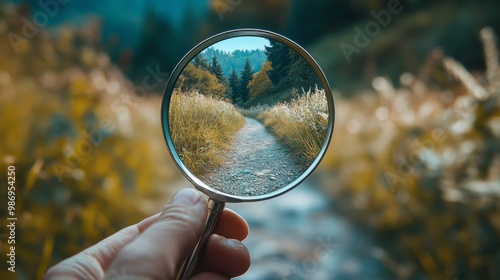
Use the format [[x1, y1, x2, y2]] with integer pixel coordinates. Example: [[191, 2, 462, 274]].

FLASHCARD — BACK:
[[1, 1, 499, 279], [232, 177, 391, 280]]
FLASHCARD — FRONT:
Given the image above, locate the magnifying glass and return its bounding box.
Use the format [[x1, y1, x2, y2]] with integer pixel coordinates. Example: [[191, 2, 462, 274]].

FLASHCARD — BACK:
[[161, 29, 335, 279]]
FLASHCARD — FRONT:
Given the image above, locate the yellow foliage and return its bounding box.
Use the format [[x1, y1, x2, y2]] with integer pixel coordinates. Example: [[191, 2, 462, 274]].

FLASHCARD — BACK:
[[0, 7, 176, 279], [248, 60, 273, 98], [319, 27, 500, 278], [176, 63, 227, 99]]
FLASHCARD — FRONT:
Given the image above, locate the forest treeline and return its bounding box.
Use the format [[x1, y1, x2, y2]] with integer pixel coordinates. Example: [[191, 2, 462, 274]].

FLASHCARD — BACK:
[[177, 40, 320, 107], [17, 0, 500, 93], [200, 47, 266, 77]]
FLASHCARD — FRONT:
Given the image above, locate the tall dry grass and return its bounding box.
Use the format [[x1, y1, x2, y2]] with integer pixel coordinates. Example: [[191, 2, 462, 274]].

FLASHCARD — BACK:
[[319, 27, 500, 279], [257, 88, 329, 165], [169, 90, 245, 175], [0, 7, 178, 278], [238, 104, 270, 119]]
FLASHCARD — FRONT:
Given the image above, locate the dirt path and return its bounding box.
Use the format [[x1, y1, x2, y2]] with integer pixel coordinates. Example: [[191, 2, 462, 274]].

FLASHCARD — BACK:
[[200, 117, 306, 196], [232, 179, 390, 280]]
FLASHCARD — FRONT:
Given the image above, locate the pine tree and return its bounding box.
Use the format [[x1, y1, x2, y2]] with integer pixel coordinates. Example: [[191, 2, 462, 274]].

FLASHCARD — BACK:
[[210, 55, 225, 83], [228, 69, 240, 103], [264, 40, 291, 88], [287, 49, 320, 89], [193, 54, 209, 71], [239, 58, 253, 103]]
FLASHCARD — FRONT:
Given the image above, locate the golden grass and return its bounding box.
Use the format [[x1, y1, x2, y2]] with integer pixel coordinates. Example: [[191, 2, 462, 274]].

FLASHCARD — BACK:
[[0, 8, 179, 278], [317, 27, 500, 278], [256, 88, 329, 165], [238, 104, 269, 119], [169, 90, 245, 175]]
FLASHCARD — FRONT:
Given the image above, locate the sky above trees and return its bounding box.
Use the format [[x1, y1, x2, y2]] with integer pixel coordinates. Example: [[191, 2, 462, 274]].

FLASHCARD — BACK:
[[211, 37, 270, 52]]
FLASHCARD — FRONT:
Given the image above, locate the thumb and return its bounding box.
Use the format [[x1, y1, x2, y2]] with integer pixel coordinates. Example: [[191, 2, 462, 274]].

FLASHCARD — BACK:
[[105, 188, 207, 280]]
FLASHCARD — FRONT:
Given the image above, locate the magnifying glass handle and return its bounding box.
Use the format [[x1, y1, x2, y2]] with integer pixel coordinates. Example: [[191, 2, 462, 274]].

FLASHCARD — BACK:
[[176, 198, 225, 280]]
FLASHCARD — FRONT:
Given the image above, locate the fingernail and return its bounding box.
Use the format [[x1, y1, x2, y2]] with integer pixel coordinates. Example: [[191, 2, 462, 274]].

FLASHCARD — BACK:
[[226, 238, 244, 248], [169, 188, 201, 206]]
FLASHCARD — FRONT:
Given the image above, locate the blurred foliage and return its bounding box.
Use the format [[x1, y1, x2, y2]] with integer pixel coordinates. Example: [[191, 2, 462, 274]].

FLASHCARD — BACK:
[[2, 1, 500, 280], [130, 0, 499, 94], [0, 5, 176, 279], [15, 0, 500, 94], [308, 0, 500, 95], [321, 27, 500, 279]]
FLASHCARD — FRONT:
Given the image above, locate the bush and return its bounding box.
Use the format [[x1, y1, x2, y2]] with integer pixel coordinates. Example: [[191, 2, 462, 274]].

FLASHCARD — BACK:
[[320, 27, 500, 279], [0, 7, 175, 279], [176, 64, 227, 100]]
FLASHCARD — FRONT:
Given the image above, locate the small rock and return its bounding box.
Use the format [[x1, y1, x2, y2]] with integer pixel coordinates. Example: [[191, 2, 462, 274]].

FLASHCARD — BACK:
[[269, 176, 277, 181], [243, 170, 251, 175], [244, 187, 255, 194]]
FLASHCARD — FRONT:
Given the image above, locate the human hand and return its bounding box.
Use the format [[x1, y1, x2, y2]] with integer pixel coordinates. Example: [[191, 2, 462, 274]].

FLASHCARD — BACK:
[[45, 188, 250, 280]]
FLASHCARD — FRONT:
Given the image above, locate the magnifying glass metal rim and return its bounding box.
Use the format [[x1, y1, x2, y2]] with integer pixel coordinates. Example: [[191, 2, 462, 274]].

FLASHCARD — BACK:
[[161, 28, 335, 203]]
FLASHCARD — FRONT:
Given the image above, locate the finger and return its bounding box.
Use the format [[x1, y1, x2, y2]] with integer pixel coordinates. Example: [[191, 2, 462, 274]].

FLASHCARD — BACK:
[[213, 208, 249, 241], [195, 234, 250, 278], [136, 212, 162, 232], [84, 212, 163, 269], [105, 188, 207, 280], [45, 212, 162, 279]]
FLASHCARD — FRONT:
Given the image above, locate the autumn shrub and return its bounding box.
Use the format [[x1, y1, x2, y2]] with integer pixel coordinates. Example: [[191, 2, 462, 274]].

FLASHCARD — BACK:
[[258, 87, 329, 165], [169, 91, 245, 175], [0, 6, 176, 279], [176, 63, 227, 99], [247, 60, 273, 98], [320, 27, 500, 279]]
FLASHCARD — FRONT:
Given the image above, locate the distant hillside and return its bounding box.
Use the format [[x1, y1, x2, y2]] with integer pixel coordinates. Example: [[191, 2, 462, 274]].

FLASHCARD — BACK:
[[201, 48, 267, 77], [308, 1, 500, 95]]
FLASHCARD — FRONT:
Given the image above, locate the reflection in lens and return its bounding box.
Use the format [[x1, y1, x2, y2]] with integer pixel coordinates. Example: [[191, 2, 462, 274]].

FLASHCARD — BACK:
[[169, 37, 328, 196]]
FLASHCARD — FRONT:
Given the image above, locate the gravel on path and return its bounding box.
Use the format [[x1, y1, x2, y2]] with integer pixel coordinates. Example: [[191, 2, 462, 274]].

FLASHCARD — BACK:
[[200, 117, 306, 196]]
